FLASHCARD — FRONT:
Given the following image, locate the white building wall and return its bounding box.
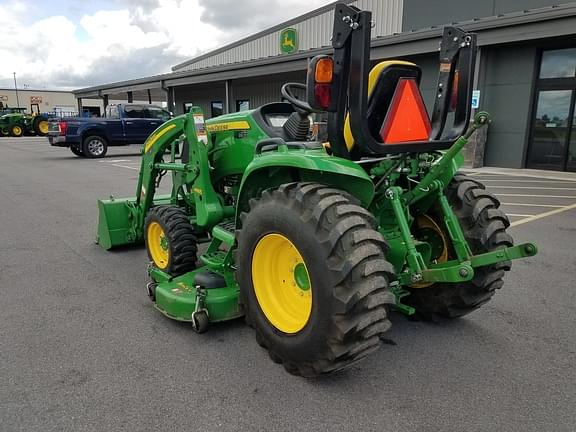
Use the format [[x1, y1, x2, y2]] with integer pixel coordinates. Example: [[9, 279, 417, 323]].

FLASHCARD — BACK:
[[0, 89, 76, 114]]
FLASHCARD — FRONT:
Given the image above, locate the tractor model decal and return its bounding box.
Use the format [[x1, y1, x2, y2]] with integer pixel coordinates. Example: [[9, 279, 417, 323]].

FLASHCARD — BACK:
[[206, 120, 251, 132]]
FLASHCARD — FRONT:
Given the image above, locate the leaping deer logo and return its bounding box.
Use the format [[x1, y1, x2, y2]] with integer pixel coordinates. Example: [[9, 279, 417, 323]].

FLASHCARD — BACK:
[[280, 28, 297, 54], [282, 34, 295, 49]]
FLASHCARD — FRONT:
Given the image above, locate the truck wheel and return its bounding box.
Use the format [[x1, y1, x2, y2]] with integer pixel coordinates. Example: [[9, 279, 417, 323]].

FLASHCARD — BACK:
[[82, 135, 108, 158], [144, 206, 198, 276], [33, 116, 49, 136], [406, 173, 513, 319], [236, 183, 395, 377], [0, 128, 8, 136], [70, 145, 85, 157], [9, 124, 23, 137]]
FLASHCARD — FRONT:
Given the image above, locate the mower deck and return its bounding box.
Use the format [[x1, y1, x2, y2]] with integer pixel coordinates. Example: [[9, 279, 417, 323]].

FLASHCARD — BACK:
[[149, 266, 242, 323]]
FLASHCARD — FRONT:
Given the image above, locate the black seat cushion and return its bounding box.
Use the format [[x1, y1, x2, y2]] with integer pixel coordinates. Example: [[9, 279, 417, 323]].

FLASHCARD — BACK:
[[194, 271, 226, 289]]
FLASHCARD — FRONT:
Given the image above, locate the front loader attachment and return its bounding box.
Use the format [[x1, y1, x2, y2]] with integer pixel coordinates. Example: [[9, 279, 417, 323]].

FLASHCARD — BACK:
[[96, 111, 195, 250], [96, 197, 135, 250], [96, 195, 173, 249]]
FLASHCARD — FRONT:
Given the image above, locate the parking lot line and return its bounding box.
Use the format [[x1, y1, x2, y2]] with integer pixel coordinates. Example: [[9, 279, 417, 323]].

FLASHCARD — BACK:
[[495, 193, 576, 198], [489, 186, 576, 190], [510, 203, 576, 227], [501, 202, 564, 208], [481, 179, 576, 183], [112, 164, 139, 170], [465, 170, 576, 181], [506, 213, 535, 217]]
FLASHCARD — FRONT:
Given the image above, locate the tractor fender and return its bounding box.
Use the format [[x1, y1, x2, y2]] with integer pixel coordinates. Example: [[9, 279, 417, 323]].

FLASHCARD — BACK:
[[235, 149, 374, 225]]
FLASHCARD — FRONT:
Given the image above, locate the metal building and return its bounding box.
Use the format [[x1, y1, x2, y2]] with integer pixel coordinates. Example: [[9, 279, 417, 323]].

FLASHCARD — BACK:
[[0, 88, 77, 115], [73, 0, 576, 172]]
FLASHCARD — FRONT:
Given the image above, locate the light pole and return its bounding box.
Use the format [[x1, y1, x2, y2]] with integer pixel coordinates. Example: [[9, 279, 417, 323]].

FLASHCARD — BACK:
[[13, 72, 20, 108]]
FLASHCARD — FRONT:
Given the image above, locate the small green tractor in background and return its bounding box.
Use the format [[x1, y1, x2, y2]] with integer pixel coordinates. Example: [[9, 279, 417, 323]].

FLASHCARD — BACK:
[[0, 105, 49, 137], [97, 3, 537, 376]]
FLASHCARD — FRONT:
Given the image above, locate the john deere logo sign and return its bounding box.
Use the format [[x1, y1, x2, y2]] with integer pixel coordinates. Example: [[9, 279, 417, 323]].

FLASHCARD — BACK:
[[280, 28, 298, 54]]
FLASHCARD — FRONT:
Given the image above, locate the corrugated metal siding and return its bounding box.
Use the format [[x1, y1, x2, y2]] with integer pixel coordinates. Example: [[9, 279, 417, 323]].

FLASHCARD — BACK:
[[174, 0, 403, 72], [173, 84, 226, 117], [173, 72, 306, 116], [232, 72, 307, 109]]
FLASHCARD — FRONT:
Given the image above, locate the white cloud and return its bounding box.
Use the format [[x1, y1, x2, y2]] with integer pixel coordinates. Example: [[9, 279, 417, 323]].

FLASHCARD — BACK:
[[0, 0, 333, 90]]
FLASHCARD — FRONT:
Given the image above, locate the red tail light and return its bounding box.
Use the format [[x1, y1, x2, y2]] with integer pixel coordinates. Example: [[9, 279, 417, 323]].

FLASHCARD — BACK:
[[307, 55, 334, 111], [314, 84, 331, 110], [58, 121, 68, 135]]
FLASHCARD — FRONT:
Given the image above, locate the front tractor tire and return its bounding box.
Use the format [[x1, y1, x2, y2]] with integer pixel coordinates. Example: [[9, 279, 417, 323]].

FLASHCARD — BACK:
[[9, 124, 24, 137], [407, 173, 513, 319], [237, 183, 395, 377], [144, 206, 198, 277]]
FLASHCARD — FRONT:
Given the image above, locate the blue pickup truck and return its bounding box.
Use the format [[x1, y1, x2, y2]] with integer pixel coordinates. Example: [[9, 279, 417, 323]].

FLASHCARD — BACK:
[[48, 104, 171, 158]]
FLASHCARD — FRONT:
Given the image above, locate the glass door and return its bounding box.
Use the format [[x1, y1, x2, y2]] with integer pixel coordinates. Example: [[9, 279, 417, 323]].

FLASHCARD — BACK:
[[527, 47, 576, 172], [527, 90, 574, 171], [568, 111, 576, 172]]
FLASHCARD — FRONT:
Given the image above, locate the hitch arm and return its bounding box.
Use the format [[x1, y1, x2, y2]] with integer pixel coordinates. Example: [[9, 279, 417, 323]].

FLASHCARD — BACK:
[[403, 111, 490, 206]]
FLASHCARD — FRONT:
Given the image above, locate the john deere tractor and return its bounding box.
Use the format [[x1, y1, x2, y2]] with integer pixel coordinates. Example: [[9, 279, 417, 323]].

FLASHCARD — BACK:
[[97, 3, 537, 376], [0, 107, 49, 137]]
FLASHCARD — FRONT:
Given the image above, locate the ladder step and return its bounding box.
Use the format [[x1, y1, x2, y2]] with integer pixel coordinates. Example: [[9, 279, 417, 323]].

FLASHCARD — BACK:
[[212, 221, 235, 246]]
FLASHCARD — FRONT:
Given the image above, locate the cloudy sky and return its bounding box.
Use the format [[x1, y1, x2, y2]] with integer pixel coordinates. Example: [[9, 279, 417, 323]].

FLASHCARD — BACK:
[[0, 0, 333, 90]]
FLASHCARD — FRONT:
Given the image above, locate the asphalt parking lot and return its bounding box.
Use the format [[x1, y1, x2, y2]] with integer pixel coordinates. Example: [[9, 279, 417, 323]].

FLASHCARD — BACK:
[[463, 170, 576, 226], [1, 137, 575, 432]]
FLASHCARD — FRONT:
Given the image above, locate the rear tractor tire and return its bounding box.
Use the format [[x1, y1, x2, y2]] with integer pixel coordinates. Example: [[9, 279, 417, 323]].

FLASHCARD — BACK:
[[406, 173, 513, 319], [144, 206, 198, 277], [236, 182, 396, 377], [33, 116, 49, 136], [82, 135, 108, 158]]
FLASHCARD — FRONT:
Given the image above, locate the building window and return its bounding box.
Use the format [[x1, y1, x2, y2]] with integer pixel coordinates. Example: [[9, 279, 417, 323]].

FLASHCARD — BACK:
[[211, 101, 223, 118], [84, 106, 101, 117], [236, 99, 250, 111], [539, 48, 576, 79]]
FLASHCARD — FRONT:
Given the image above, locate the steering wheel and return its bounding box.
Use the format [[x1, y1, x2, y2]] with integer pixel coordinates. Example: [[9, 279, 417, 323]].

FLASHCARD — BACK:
[[281, 83, 314, 114]]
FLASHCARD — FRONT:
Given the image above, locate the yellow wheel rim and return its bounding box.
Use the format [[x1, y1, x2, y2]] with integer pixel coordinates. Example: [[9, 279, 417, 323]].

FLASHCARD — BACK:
[[147, 221, 169, 269], [13, 126, 22, 136], [412, 215, 449, 288], [252, 233, 312, 334], [39, 121, 49, 134]]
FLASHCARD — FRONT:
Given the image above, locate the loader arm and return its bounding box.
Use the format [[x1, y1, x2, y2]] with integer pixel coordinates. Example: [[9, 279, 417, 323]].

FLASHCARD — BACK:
[[97, 108, 224, 249]]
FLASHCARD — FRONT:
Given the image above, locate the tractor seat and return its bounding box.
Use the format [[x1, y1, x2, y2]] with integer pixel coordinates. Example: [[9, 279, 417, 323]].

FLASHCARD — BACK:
[[344, 61, 422, 156]]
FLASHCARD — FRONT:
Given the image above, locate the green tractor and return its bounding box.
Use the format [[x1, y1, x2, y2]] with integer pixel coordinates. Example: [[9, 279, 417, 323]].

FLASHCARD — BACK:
[[97, 3, 537, 376], [0, 106, 49, 137]]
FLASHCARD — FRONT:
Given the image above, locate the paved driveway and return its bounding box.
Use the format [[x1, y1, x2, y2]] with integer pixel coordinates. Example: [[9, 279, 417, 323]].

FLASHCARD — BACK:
[[465, 170, 576, 227], [1, 137, 575, 432]]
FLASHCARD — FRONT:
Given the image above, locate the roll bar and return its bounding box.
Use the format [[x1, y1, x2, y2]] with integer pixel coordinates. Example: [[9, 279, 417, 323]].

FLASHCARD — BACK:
[[323, 3, 477, 158]]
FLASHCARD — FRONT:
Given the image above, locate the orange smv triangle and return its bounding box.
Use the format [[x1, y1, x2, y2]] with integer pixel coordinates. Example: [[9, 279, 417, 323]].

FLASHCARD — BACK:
[[379, 78, 431, 144]]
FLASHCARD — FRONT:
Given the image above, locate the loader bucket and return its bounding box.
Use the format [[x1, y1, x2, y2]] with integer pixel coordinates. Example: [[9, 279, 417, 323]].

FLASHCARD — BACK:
[[96, 197, 138, 249]]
